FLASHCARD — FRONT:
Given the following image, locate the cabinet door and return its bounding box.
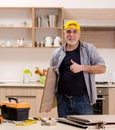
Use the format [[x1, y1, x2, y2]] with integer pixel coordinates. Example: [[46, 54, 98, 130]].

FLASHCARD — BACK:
[[0, 87, 5, 115], [5, 87, 38, 117], [5, 87, 57, 117], [80, 27, 115, 48], [0, 87, 5, 100], [64, 9, 115, 48], [108, 89, 115, 114]]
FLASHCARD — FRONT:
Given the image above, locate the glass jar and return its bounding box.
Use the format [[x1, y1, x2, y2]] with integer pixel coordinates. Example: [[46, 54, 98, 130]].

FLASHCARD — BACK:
[[23, 69, 32, 83], [23, 73, 30, 83]]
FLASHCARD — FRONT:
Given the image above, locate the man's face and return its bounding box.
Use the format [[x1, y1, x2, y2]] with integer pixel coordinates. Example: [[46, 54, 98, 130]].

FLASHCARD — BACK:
[[64, 28, 81, 46]]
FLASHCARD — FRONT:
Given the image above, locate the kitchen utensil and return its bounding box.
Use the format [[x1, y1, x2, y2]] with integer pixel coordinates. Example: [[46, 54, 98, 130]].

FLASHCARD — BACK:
[[47, 15, 58, 27]]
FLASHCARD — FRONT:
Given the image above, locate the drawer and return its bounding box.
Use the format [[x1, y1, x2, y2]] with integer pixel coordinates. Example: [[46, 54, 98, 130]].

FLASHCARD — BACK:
[[5, 87, 36, 96]]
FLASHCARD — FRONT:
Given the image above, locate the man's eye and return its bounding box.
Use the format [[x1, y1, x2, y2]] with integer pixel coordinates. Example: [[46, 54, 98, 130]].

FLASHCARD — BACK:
[[73, 30, 77, 33], [66, 30, 77, 34], [66, 30, 71, 34]]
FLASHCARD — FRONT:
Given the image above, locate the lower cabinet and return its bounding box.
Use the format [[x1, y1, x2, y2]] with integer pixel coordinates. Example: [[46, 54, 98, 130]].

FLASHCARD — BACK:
[[108, 88, 115, 114], [1, 86, 115, 116], [0, 86, 57, 118]]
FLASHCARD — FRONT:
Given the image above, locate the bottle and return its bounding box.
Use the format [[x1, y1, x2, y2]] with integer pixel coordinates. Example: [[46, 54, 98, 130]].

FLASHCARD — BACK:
[[23, 69, 32, 83], [19, 37, 24, 47], [37, 17, 41, 27]]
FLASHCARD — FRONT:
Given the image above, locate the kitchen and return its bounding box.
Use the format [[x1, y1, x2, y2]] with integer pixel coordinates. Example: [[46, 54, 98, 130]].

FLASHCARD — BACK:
[[0, 0, 115, 129]]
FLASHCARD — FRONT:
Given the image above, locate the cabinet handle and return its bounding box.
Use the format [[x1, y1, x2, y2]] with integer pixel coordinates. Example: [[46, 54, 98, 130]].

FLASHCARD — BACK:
[[97, 97, 106, 100]]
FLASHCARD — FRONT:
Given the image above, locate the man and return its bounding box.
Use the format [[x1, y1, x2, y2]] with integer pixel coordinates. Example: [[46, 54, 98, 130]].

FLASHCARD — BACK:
[[50, 20, 106, 117]]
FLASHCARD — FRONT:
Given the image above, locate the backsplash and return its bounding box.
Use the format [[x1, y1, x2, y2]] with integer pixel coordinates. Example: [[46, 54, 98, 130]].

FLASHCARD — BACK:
[[0, 48, 55, 82], [0, 48, 115, 82], [95, 49, 115, 82]]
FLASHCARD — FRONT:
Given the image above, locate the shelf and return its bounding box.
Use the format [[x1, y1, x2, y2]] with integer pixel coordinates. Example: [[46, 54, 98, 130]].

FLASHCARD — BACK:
[[0, 26, 32, 29], [35, 27, 62, 29], [0, 7, 63, 48], [0, 46, 24, 48]]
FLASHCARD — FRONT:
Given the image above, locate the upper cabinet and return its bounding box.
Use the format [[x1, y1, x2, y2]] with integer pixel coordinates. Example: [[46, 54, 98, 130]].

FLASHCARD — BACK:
[[0, 7, 63, 48], [64, 9, 115, 48], [0, 7, 33, 48], [34, 7, 64, 48], [1, 8, 115, 49]]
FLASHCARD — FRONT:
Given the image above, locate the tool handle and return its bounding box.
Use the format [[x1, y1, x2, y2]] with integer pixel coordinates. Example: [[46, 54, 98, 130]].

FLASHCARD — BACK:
[[8, 97, 18, 103]]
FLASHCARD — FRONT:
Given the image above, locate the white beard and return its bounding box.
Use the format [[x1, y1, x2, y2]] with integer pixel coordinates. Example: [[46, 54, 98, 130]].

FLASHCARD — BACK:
[[67, 40, 77, 46]]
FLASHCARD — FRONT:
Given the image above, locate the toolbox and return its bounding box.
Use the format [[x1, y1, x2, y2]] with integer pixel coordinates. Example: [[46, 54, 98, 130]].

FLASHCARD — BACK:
[[0, 97, 30, 121]]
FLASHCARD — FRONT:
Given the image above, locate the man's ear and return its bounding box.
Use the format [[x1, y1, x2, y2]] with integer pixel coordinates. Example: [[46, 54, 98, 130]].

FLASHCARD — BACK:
[[63, 30, 66, 35], [78, 31, 81, 38]]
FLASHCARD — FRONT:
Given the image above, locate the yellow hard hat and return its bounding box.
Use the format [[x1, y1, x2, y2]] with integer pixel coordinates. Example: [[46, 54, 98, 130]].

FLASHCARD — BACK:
[[64, 20, 80, 31]]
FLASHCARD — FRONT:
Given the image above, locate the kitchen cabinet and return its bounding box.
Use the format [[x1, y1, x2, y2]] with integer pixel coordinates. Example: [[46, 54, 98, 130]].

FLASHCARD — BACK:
[[0, 7, 63, 48], [96, 85, 115, 115], [34, 7, 63, 47], [64, 8, 115, 48], [0, 7, 33, 47], [0, 85, 57, 118], [1, 8, 114, 49], [108, 88, 115, 114], [0, 87, 5, 101]]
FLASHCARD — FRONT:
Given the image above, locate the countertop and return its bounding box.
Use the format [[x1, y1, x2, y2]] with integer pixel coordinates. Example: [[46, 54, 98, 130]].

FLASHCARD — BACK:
[[0, 81, 115, 88], [0, 81, 44, 87], [96, 83, 115, 88], [0, 121, 83, 130], [1, 115, 115, 130], [0, 122, 114, 130]]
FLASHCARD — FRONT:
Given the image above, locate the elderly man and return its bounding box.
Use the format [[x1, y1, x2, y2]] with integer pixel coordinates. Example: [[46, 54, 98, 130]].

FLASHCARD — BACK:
[[50, 20, 106, 117]]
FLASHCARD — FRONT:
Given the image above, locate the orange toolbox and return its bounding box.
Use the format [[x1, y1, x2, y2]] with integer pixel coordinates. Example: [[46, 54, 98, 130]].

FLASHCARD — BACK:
[[0, 97, 30, 121]]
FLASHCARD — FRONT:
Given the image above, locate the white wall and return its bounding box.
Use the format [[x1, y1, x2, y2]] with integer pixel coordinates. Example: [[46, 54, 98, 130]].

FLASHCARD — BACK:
[[0, 48, 115, 82], [0, 48, 55, 82], [95, 49, 115, 82], [0, 0, 115, 8], [0, 1, 115, 82]]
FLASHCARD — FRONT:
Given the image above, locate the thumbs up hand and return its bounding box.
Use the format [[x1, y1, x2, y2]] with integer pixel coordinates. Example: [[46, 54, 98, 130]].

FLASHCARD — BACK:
[[70, 59, 84, 73], [71, 59, 76, 65]]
